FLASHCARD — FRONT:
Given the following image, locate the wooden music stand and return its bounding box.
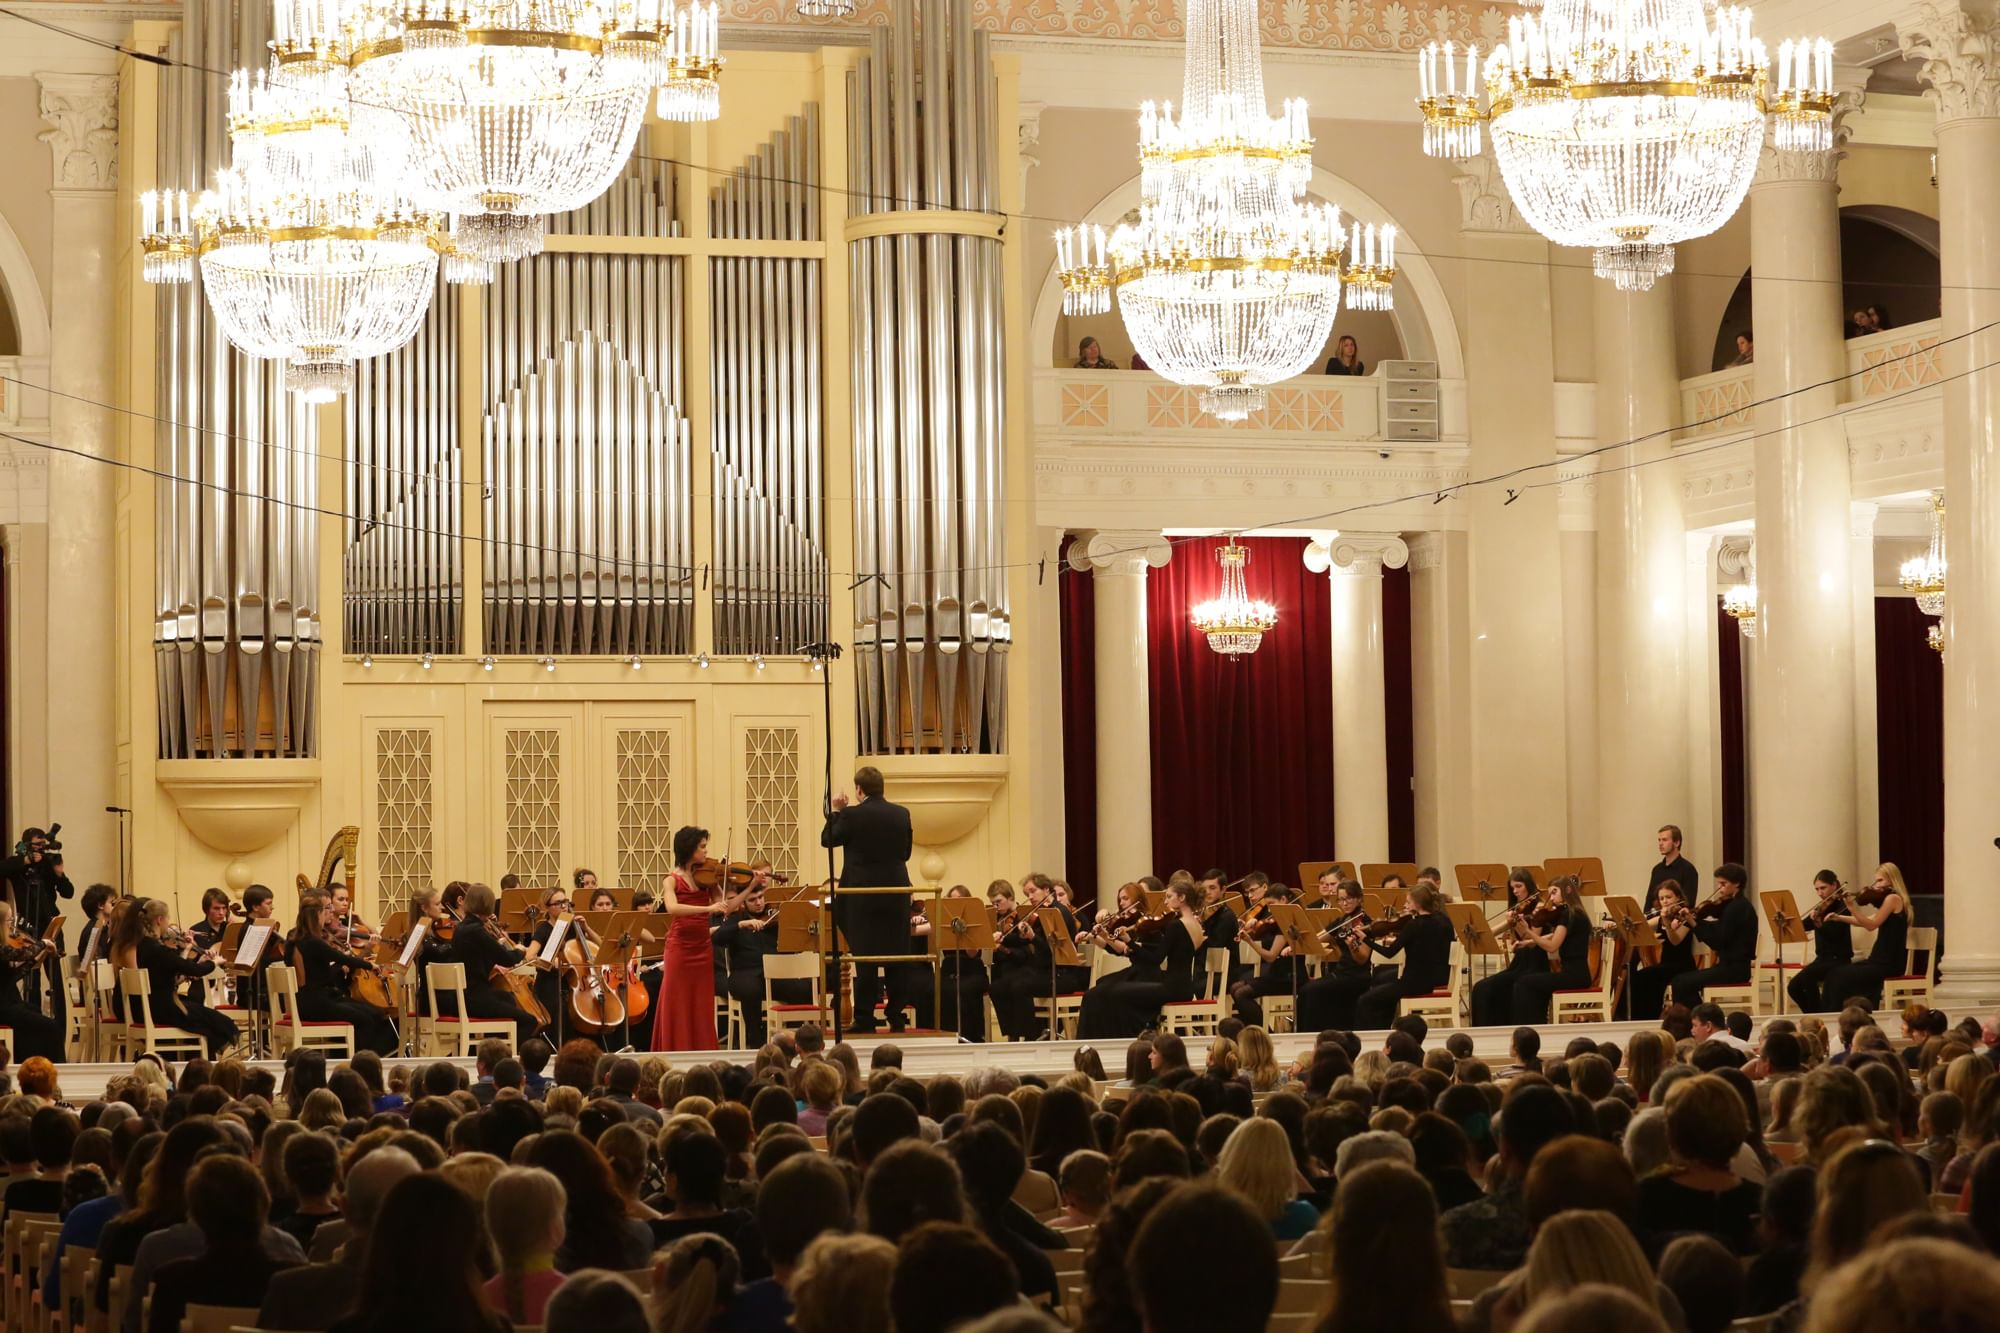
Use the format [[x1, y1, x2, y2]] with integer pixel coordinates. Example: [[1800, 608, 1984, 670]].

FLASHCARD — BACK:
[[928, 898, 995, 954], [1363, 891, 1399, 921], [1142, 888, 1168, 916], [1444, 902, 1506, 961], [1361, 862, 1421, 891], [498, 889, 545, 936], [1598, 895, 1651, 1019], [777, 901, 847, 957], [1296, 861, 1358, 899], [1760, 889, 1808, 1015], [1038, 908, 1085, 969], [1455, 865, 1511, 903], [1269, 904, 1328, 960], [1545, 857, 1607, 899], [1214, 892, 1246, 918]]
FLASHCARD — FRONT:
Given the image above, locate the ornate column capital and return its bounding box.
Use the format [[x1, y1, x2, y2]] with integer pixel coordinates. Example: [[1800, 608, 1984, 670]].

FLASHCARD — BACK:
[[1068, 528, 1171, 577], [35, 73, 119, 191], [1755, 83, 1864, 186], [1018, 101, 1044, 198], [1304, 532, 1410, 576], [1899, 0, 2000, 124], [1717, 535, 1756, 581], [1851, 500, 1881, 541], [1406, 531, 1450, 572], [1450, 154, 1531, 236]]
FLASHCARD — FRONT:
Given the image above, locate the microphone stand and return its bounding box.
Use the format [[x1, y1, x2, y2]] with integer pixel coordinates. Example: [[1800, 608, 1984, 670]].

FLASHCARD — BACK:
[[805, 641, 845, 1045]]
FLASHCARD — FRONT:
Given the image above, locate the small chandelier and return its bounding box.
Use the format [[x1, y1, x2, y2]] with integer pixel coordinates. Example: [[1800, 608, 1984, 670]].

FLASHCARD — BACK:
[[1191, 537, 1278, 659], [1928, 621, 1944, 654], [1417, 5, 1834, 292], [1722, 583, 1757, 637], [1342, 221, 1396, 312], [1899, 489, 1947, 617], [658, 2, 724, 123], [796, 0, 855, 14]]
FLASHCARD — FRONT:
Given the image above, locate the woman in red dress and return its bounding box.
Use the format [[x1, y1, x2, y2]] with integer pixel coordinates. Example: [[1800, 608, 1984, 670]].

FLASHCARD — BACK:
[[651, 825, 732, 1051]]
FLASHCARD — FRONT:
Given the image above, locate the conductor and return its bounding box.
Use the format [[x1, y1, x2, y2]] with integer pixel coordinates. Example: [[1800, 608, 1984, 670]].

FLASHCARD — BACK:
[[820, 765, 914, 1034]]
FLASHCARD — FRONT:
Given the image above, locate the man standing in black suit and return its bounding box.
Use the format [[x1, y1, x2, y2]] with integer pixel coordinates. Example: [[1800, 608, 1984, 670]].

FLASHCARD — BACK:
[[820, 765, 914, 1033]]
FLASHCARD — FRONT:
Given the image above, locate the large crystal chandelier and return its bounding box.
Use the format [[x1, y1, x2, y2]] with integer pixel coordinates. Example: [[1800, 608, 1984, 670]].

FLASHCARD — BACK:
[[1900, 489, 1947, 616], [1055, 0, 1379, 423], [658, 2, 723, 123], [141, 63, 444, 402], [1417, 5, 1834, 291], [1191, 537, 1279, 659], [276, 0, 685, 264]]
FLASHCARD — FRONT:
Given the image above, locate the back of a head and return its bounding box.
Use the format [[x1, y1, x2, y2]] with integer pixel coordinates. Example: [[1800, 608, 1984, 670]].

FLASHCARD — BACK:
[[1334, 1128, 1415, 1178], [1500, 1084, 1576, 1169], [1811, 1139, 1930, 1277], [790, 1232, 896, 1333], [1658, 1234, 1744, 1333], [757, 1152, 853, 1267], [547, 1270, 648, 1333], [1113, 1127, 1191, 1191], [889, 1221, 1021, 1333], [850, 1091, 921, 1165], [1513, 1284, 1671, 1333], [30, 1107, 78, 1169], [187, 1154, 267, 1247], [1326, 1162, 1451, 1333], [486, 1166, 567, 1266], [1803, 1237, 2000, 1333], [1522, 1209, 1658, 1311], [947, 1119, 1025, 1211], [861, 1140, 965, 1242], [1129, 1183, 1278, 1333], [1523, 1135, 1638, 1226]]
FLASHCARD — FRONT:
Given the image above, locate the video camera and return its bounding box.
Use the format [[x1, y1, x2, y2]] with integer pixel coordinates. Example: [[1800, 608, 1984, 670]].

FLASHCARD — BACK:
[[14, 823, 62, 859]]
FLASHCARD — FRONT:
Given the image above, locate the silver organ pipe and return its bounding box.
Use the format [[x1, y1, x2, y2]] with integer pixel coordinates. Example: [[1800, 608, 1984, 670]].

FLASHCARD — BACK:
[[482, 156, 693, 656], [708, 113, 830, 658], [846, 0, 1008, 754], [154, 0, 320, 758]]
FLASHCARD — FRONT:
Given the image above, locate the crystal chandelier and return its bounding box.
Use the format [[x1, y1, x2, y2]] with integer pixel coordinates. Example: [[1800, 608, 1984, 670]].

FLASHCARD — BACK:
[[1191, 537, 1279, 659], [1722, 582, 1757, 637], [796, 0, 855, 15], [1418, 7, 1834, 292], [1055, 0, 1373, 423], [658, 2, 723, 123], [1343, 221, 1397, 312], [141, 62, 443, 402], [1899, 489, 1947, 617], [1928, 621, 1944, 654], [277, 0, 685, 264]]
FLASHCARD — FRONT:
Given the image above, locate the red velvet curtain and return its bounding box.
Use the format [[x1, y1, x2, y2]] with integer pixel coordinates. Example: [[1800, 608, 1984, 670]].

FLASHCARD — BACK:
[[1384, 564, 1416, 862], [1147, 536, 1335, 886], [1875, 598, 1944, 895], [1717, 600, 1747, 866], [1058, 536, 1100, 905]]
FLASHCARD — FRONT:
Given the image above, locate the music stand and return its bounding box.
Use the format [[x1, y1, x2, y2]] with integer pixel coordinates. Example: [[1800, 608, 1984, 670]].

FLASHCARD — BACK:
[[1363, 891, 1397, 921], [927, 899, 994, 1042], [1270, 903, 1329, 1022], [1361, 863, 1420, 891], [1544, 857, 1607, 900], [1141, 888, 1168, 916], [1034, 907, 1085, 1040], [498, 889, 545, 938], [1444, 902, 1505, 997], [777, 900, 845, 976], [1760, 890, 1807, 1016], [1600, 895, 1652, 1020], [227, 920, 279, 1057], [1214, 893, 1246, 919]]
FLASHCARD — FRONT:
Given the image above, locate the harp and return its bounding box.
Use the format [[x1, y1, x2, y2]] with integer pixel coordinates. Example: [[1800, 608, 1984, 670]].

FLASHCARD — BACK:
[[299, 825, 360, 899]]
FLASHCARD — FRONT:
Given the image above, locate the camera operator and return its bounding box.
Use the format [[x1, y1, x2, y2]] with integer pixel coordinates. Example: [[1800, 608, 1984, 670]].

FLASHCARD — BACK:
[[2, 826, 73, 1023]]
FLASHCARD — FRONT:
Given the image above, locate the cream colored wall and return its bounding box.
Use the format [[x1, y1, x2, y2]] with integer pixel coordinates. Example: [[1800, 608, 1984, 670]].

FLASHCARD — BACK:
[[0, 77, 54, 353], [1673, 214, 1753, 381], [1842, 144, 1940, 216]]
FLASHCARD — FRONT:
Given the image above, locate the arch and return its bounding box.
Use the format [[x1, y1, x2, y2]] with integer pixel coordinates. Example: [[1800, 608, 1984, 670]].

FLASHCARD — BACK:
[[0, 208, 49, 359], [1028, 165, 1465, 382]]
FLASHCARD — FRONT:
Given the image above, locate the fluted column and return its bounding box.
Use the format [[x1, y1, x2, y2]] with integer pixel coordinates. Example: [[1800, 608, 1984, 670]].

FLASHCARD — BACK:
[[1850, 503, 1881, 873], [1747, 95, 1861, 905], [1408, 532, 1472, 873], [1306, 533, 1409, 863], [1069, 529, 1171, 889], [1901, 1, 2000, 1002], [1594, 276, 1690, 898]]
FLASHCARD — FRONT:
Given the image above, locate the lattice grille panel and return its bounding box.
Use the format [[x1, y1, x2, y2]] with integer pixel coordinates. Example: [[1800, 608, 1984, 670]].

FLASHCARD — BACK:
[[744, 726, 801, 881], [616, 728, 675, 888], [375, 728, 434, 917], [504, 728, 563, 887]]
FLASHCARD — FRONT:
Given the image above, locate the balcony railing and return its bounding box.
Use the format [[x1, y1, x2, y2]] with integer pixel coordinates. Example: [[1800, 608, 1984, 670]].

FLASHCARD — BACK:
[[1036, 367, 1384, 441], [1675, 319, 1942, 443]]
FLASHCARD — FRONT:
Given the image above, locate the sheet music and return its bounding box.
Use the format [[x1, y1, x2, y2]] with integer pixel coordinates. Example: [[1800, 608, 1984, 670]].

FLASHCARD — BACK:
[[398, 919, 430, 969], [539, 916, 571, 963], [234, 923, 273, 968]]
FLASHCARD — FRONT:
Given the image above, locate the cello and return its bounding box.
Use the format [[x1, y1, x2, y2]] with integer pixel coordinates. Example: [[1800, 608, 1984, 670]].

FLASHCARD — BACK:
[[301, 826, 399, 1016], [555, 913, 625, 1034]]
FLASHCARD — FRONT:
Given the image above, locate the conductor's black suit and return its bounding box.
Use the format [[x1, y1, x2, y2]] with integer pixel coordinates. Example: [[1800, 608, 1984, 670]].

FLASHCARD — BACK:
[[820, 793, 916, 1033]]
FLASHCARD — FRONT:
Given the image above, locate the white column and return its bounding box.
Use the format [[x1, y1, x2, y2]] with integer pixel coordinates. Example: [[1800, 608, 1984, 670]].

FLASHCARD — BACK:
[[1069, 529, 1170, 890], [1747, 99, 1860, 902], [1594, 277, 1690, 898], [1306, 533, 1409, 863], [1901, 2, 2000, 1002], [1684, 533, 1725, 879], [1850, 503, 1881, 873], [36, 73, 119, 891], [1408, 530, 1472, 874]]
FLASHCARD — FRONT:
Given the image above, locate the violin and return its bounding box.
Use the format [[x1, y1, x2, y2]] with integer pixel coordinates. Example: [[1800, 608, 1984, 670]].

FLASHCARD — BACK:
[[1365, 910, 1416, 939], [996, 903, 1037, 943], [1693, 894, 1730, 921], [1125, 908, 1175, 941], [1321, 908, 1372, 958], [1091, 900, 1145, 944], [1806, 888, 1852, 926], [691, 859, 791, 892], [1855, 881, 1893, 908]]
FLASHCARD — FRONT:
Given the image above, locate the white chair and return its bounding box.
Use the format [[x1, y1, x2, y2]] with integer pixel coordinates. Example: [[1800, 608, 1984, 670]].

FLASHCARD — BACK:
[[116, 967, 210, 1061], [1694, 947, 1758, 1016], [265, 963, 357, 1060], [1552, 953, 1617, 1023], [761, 952, 829, 1033], [1757, 932, 1816, 1014], [93, 958, 128, 1064], [1159, 948, 1231, 1037], [1882, 926, 1939, 1010], [420, 963, 518, 1057], [1397, 943, 1466, 1028]]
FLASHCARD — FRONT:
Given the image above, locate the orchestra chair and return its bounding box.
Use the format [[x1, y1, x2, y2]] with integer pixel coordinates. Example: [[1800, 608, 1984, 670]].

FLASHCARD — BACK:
[[1882, 927, 1939, 1010], [178, 1306, 258, 1333], [59, 957, 86, 1063], [717, 992, 745, 1051], [1158, 949, 1231, 1038], [1690, 948, 1758, 1017], [116, 968, 210, 1062], [1087, 948, 1130, 984], [1551, 956, 1617, 1024], [93, 960, 127, 1065], [761, 952, 830, 1034], [1034, 989, 1085, 1041], [264, 963, 357, 1061], [419, 963, 518, 1058], [1756, 933, 1814, 1015], [105, 1265, 134, 1333], [1397, 945, 1465, 1029]]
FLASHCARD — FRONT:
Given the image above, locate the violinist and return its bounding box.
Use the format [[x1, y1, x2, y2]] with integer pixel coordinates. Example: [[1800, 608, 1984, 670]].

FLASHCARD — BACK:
[[932, 883, 992, 1041], [1354, 882, 1453, 1029], [1470, 868, 1547, 1027], [287, 890, 397, 1054], [440, 881, 469, 926], [1296, 879, 1376, 1031], [189, 888, 234, 955], [1669, 862, 1758, 1007], [401, 885, 458, 1015], [650, 827, 743, 1052], [0, 900, 62, 1060], [1816, 862, 1911, 1010], [530, 884, 596, 1039], [1503, 874, 1591, 1025], [1227, 871, 1274, 984], [1089, 881, 1147, 950], [74, 882, 114, 970], [991, 872, 1089, 1042], [454, 880, 549, 1047], [107, 897, 240, 1056], [1630, 880, 1697, 1018], [1078, 879, 1204, 1039], [714, 880, 801, 1047], [1788, 870, 1854, 1012], [329, 881, 377, 953], [1196, 868, 1239, 954], [987, 880, 1038, 1039], [1230, 882, 1303, 1026]]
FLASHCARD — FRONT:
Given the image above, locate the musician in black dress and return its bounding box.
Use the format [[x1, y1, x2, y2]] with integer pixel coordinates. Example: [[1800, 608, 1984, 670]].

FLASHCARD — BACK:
[[926, 884, 991, 1042], [452, 881, 546, 1047], [529, 884, 594, 1041], [0, 901, 61, 1060], [714, 881, 805, 1047], [1630, 880, 1696, 1018], [287, 891, 397, 1054], [1231, 882, 1305, 1026], [987, 880, 1037, 1040], [990, 873, 1089, 1041], [108, 897, 239, 1056], [1077, 879, 1204, 1039], [1789, 870, 1853, 1012], [1354, 883, 1453, 1029], [1470, 869, 1546, 1027], [1507, 875, 1593, 1024], [1819, 863, 1912, 1011], [404, 885, 458, 1016], [1670, 863, 1758, 1006], [1296, 879, 1375, 1030]]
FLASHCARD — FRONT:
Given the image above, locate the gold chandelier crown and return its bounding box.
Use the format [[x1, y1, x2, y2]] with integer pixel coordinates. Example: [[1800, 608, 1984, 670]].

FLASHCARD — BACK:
[[1191, 538, 1279, 659]]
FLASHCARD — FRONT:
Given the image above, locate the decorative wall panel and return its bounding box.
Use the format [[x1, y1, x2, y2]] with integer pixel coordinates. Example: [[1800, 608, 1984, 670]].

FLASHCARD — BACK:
[[744, 725, 801, 881], [374, 727, 434, 916], [503, 728, 563, 886], [615, 728, 675, 888]]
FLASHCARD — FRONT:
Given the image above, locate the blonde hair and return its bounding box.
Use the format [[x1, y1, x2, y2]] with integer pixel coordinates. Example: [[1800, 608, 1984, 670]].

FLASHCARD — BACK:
[[1352, 1050, 1389, 1090], [1874, 863, 1910, 898], [788, 1232, 897, 1333], [1215, 1116, 1297, 1221], [651, 1233, 742, 1333], [486, 1167, 567, 1322], [544, 1085, 583, 1119], [1944, 1053, 1992, 1118], [1804, 1238, 2000, 1333], [1521, 1211, 1660, 1311], [1236, 1026, 1283, 1091], [439, 1151, 506, 1204], [800, 1061, 842, 1110], [298, 1088, 345, 1131], [1625, 1030, 1669, 1102], [1805, 1141, 1929, 1289]]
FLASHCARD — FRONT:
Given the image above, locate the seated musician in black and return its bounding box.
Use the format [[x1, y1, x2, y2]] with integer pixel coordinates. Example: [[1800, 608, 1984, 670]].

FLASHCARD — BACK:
[[1354, 882, 1453, 1029], [287, 890, 397, 1054], [924, 883, 992, 1041], [714, 880, 806, 1047], [1789, 870, 1853, 1012], [529, 884, 594, 1042], [987, 880, 1036, 1039], [1230, 881, 1303, 1025], [1670, 862, 1758, 1007], [1077, 879, 1204, 1039], [1296, 879, 1375, 1030], [990, 873, 1089, 1041], [1197, 869, 1239, 956], [0, 901, 61, 1059], [1469, 868, 1546, 1027], [404, 885, 458, 1016], [189, 888, 233, 954], [108, 897, 240, 1056], [451, 880, 548, 1047], [1506, 874, 1593, 1024], [1629, 880, 1696, 1018]]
